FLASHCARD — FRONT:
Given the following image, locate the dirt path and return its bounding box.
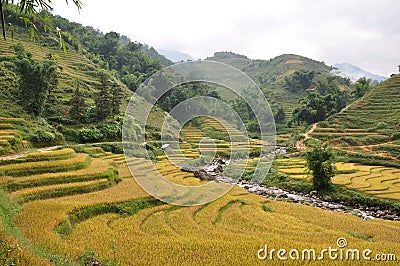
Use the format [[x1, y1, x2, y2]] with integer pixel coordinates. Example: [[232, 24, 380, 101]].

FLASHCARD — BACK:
[[296, 123, 317, 151], [0, 146, 60, 161]]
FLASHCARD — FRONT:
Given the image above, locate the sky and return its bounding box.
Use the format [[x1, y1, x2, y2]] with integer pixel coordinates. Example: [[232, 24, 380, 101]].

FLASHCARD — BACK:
[[53, 0, 400, 77]]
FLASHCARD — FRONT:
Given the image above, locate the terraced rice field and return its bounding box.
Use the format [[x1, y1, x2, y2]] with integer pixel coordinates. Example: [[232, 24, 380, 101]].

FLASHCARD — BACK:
[[12, 182, 400, 265], [179, 117, 269, 160], [276, 158, 400, 200], [0, 148, 119, 203], [1, 119, 399, 264], [0, 34, 100, 86], [310, 74, 400, 161], [0, 116, 30, 155], [277, 158, 310, 180]]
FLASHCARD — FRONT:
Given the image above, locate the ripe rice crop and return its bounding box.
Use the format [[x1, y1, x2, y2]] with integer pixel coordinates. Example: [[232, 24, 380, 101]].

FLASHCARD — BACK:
[[3, 158, 115, 192], [11, 179, 112, 203], [0, 153, 90, 177]]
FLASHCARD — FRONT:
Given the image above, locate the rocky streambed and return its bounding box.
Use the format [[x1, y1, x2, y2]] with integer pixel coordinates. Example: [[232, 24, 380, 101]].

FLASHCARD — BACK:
[[182, 159, 399, 221]]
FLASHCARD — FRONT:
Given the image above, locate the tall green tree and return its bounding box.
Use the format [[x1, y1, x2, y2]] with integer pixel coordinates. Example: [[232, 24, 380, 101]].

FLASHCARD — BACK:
[[274, 105, 286, 123], [110, 82, 123, 117], [69, 83, 87, 126], [306, 142, 335, 191], [13, 44, 58, 116], [354, 77, 371, 99], [95, 72, 112, 121]]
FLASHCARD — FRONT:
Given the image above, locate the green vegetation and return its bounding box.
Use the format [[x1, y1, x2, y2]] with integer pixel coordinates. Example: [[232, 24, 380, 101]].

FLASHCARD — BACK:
[[284, 70, 315, 92], [290, 76, 349, 125], [306, 144, 335, 191], [311, 74, 400, 165], [353, 77, 371, 99], [13, 44, 58, 116]]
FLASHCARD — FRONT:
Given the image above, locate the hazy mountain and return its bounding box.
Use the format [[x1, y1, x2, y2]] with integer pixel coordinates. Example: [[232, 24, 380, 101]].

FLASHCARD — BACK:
[[157, 49, 195, 62], [333, 63, 387, 83]]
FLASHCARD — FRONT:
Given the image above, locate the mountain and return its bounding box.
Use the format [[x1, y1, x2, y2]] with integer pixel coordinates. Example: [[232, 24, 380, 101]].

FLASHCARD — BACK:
[[206, 52, 354, 144], [157, 49, 195, 62], [333, 63, 387, 83]]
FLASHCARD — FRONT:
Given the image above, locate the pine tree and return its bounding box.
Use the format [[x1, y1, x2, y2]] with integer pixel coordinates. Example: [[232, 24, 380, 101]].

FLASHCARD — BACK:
[[110, 82, 123, 117], [95, 72, 112, 121], [69, 84, 87, 126]]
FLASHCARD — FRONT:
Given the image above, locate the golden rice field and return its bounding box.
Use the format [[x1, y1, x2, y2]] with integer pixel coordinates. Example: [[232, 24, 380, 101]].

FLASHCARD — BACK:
[[13, 184, 400, 265], [277, 158, 400, 200], [0, 119, 399, 264]]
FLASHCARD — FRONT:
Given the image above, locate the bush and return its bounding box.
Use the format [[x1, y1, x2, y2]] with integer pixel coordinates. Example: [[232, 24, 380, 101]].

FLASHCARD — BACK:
[[391, 132, 400, 141], [374, 122, 387, 129], [318, 121, 329, 128], [95, 143, 124, 154], [79, 128, 103, 143], [30, 129, 55, 143], [99, 121, 122, 141]]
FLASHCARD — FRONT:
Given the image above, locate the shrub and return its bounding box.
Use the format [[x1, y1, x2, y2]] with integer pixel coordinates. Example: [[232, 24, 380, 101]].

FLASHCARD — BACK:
[[79, 128, 103, 143], [374, 122, 387, 129], [30, 129, 55, 147], [318, 121, 329, 128], [391, 132, 400, 141]]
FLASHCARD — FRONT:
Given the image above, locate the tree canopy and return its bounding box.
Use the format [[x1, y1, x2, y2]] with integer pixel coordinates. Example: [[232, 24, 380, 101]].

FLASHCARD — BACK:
[[13, 44, 58, 116], [306, 142, 335, 191]]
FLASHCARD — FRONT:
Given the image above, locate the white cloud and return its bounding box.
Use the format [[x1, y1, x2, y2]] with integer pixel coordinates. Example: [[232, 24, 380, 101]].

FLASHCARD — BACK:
[[53, 0, 400, 76]]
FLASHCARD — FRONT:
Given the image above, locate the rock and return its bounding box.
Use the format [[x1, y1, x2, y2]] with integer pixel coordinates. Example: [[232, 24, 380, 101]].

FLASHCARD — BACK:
[[194, 169, 215, 181], [310, 190, 318, 196], [322, 195, 332, 202], [275, 193, 288, 199], [181, 166, 196, 173]]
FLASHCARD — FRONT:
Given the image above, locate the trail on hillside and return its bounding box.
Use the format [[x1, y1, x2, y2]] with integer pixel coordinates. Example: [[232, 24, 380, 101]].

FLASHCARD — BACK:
[[296, 123, 317, 151], [0, 146, 60, 161]]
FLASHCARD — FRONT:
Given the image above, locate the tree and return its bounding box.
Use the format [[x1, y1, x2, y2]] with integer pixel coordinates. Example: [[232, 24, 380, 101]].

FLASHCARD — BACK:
[[290, 77, 349, 126], [69, 83, 87, 126], [354, 77, 371, 99], [284, 70, 315, 92], [306, 142, 335, 191], [13, 44, 58, 116], [110, 82, 123, 117], [95, 72, 112, 121], [274, 105, 286, 123]]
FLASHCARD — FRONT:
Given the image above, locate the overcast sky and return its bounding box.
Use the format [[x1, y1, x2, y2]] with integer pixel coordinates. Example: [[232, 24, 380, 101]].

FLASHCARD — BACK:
[[53, 0, 399, 77]]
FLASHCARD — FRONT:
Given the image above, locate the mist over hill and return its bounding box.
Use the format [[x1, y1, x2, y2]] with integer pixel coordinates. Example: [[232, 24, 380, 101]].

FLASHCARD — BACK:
[[157, 49, 195, 62], [333, 62, 387, 83]]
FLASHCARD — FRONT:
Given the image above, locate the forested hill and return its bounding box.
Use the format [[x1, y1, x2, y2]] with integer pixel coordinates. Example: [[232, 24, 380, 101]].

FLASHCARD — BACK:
[[3, 5, 171, 92], [207, 52, 354, 141], [0, 4, 176, 154]]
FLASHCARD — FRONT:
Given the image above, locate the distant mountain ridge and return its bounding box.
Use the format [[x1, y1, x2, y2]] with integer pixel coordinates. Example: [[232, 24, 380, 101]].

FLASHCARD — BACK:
[[333, 63, 387, 83], [157, 49, 195, 62]]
